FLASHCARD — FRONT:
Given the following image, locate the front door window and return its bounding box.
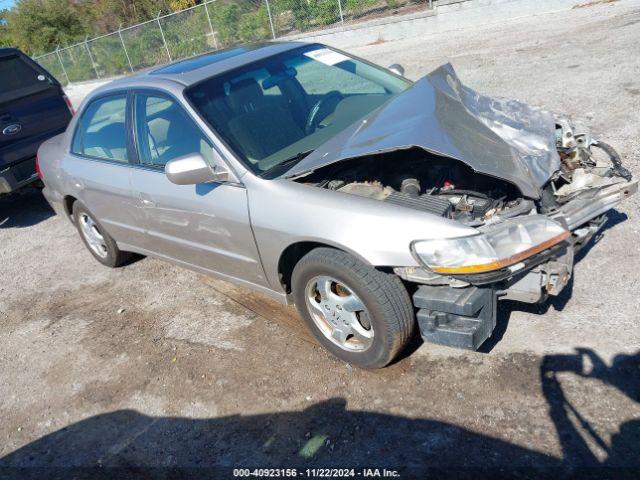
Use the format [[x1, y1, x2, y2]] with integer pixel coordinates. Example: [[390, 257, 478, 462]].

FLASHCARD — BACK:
[[133, 93, 213, 169]]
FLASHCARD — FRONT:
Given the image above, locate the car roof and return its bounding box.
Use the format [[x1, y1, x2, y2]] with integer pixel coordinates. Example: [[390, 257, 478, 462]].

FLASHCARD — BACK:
[[99, 41, 313, 92]]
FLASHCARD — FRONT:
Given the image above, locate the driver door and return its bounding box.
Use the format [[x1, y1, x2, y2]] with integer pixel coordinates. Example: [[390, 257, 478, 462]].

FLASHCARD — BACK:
[[128, 91, 267, 287]]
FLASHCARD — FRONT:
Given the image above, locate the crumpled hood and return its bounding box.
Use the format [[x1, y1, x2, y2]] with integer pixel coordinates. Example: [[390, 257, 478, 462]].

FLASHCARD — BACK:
[[283, 63, 560, 199]]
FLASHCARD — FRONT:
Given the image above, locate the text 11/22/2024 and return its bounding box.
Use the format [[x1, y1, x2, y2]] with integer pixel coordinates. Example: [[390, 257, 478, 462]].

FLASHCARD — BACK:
[[233, 468, 401, 478]]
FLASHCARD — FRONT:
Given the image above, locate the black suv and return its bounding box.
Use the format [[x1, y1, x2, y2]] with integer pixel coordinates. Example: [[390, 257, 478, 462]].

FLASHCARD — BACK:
[[0, 48, 73, 194]]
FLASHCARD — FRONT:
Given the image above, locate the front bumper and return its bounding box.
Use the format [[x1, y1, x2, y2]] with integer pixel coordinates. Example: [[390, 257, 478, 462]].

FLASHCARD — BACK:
[[412, 244, 573, 351], [0, 157, 38, 194], [410, 180, 637, 351], [414, 284, 498, 350], [552, 179, 637, 230]]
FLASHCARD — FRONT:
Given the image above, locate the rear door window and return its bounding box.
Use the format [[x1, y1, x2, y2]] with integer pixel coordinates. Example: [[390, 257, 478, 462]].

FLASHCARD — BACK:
[[71, 95, 129, 162]]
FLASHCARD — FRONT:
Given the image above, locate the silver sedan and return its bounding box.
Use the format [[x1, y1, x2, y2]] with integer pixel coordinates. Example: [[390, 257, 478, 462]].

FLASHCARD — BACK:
[[38, 42, 636, 368]]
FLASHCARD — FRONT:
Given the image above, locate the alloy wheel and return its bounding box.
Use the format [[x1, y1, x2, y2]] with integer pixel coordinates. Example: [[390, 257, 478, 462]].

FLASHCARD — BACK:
[[304, 275, 374, 352], [79, 213, 108, 259]]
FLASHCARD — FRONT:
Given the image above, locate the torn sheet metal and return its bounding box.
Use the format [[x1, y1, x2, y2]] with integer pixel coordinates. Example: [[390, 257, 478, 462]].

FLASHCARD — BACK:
[[283, 63, 560, 199]]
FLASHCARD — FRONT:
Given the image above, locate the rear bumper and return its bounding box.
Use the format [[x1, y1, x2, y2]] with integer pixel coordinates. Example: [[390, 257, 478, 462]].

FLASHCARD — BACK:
[[0, 157, 38, 194], [41, 185, 67, 218]]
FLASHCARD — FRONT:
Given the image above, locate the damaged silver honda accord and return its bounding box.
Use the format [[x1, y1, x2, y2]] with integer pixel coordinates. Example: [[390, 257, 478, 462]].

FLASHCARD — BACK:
[[38, 42, 636, 368]]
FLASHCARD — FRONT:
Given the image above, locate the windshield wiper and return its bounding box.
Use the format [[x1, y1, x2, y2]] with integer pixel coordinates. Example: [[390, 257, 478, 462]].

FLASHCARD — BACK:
[[260, 149, 314, 178]]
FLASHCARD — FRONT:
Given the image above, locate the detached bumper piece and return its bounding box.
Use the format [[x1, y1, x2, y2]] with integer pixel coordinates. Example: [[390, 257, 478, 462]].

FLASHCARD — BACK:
[[413, 285, 497, 350]]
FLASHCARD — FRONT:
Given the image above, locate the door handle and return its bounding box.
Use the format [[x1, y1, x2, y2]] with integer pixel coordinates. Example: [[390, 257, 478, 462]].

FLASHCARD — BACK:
[[140, 194, 156, 208]]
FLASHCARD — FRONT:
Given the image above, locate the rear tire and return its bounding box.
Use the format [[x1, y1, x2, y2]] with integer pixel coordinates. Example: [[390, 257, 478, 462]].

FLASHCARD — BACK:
[[73, 202, 131, 268], [292, 248, 415, 369]]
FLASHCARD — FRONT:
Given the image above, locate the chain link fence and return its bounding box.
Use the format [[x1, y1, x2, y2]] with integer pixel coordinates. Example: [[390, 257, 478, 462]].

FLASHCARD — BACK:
[[33, 0, 435, 86]]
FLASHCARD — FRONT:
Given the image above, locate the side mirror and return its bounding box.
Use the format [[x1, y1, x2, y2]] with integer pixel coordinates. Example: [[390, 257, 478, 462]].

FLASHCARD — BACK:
[[165, 153, 233, 185], [388, 63, 405, 77]]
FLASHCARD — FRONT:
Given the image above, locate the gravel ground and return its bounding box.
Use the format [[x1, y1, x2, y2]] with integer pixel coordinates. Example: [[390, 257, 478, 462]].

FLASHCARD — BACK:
[[1, 1, 639, 478]]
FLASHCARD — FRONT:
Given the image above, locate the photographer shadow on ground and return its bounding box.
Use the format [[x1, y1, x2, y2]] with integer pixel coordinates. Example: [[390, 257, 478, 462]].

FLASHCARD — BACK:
[[1, 350, 639, 479], [541, 348, 640, 472], [0, 187, 54, 229]]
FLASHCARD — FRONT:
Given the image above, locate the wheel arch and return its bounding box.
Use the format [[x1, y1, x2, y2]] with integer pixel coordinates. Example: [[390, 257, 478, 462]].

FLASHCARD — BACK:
[[63, 195, 78, 221], [276, 240, 372, 294]]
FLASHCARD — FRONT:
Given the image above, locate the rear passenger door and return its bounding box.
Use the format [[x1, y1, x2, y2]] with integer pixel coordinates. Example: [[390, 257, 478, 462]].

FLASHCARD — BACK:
[[129, 91, 266, 287], [66, 93, 143, 246]]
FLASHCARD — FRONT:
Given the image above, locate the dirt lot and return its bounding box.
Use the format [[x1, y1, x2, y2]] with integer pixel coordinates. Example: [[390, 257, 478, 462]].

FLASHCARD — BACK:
[[1, 1, 639, 478]]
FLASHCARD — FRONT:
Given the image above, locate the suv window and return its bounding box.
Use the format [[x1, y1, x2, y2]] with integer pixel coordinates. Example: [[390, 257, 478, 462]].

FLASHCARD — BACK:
[[71, 95, 128, 162], [134, 93, 212, 169], [0, 54, 43, 92]]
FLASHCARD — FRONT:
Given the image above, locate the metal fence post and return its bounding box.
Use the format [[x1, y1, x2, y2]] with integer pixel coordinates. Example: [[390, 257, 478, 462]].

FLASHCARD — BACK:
[[54, 47, 70, 85], [84, 37, 100, 79], [337, 0, 345, 27], [156, 12, 172, 62], [264, 0, 276, 40], [118, 26, 134, 72], [203, 1, 219, 50]]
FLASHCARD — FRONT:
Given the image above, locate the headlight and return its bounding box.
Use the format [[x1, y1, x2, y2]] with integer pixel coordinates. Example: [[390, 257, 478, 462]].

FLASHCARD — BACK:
[[413, 216, 569, 275]]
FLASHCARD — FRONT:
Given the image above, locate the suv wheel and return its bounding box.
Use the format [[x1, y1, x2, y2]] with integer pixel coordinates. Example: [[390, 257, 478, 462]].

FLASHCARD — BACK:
[[292, 248, 415, 368], [73, 202, 131, 268]]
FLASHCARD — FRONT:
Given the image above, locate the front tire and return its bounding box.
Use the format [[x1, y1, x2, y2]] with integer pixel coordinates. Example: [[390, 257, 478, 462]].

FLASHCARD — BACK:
[[73, 202, 131, 268], [292, 248, 415, 369]]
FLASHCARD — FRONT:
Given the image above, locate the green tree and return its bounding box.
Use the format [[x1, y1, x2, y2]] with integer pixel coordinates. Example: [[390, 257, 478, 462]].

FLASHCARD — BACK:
[[78, 0, 173, 34], [276, 0, 341, 32], [7, 0, 87, 55], [169, 0, 197, 12], [0, 9, 12, 48], [211, 3, 241, 46], [4, 0, 178, 55], [237, 5, 271, 43]]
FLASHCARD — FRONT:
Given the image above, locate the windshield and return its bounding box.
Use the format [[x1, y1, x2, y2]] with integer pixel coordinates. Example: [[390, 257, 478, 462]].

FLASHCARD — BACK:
[[186, 44, 411, 177]]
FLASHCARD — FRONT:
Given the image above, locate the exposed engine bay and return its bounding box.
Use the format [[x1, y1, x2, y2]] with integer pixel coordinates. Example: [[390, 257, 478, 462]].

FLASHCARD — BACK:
[[298, 121, 633, 230], [299, 149, 527, 227]]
